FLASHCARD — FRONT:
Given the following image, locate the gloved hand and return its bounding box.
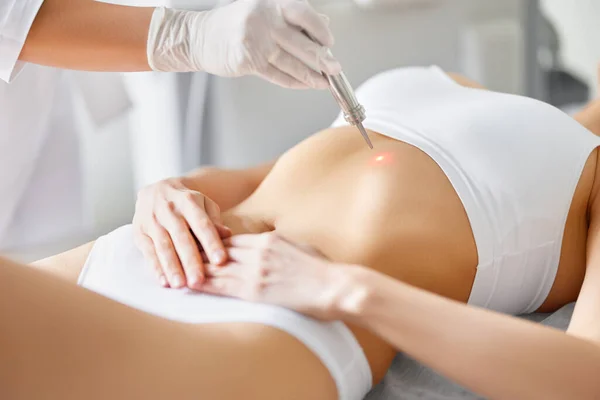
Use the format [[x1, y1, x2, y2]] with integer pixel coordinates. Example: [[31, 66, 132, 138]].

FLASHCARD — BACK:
[[146, 0, 341, 89]]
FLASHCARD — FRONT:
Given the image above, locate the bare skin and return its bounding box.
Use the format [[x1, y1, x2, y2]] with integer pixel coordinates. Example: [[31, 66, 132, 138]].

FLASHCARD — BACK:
[[20, 0, 154, 71], [1, 257, 337, 400], [26, 72, 600, 398]]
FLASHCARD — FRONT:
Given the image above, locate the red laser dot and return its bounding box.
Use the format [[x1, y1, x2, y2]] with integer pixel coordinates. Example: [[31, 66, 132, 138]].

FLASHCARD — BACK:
[[375, 155, 385, 162]]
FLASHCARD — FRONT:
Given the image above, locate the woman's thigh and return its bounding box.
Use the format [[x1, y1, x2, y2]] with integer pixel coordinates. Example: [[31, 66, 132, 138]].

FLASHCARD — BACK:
[[31, 241, 95, 283], [25, 233, 342, 398], [2, 257, 338, 400]]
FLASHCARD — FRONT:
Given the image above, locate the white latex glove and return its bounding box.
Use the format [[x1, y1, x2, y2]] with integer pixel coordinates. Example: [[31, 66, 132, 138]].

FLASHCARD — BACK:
[[200, 232, 355, 320], [147, 0, 342, 89]]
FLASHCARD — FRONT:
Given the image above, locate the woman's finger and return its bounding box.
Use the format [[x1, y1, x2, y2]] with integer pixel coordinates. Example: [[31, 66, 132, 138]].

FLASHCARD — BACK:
[[149, 222, 186, 288], [199, 250, 210, 264], [294, 242, 327, 258], [226, 233, 274, 248], [181, 194, 227, 266], [195, 224, 232, 249], [135, 232, 168, 287], [226, 247, 260, 263], [215, 224, 232, 239], [157, 208, 206, 288], [201, 276, 242, 298], [203, 198, 223, 225], [204, 262, 245, 278]]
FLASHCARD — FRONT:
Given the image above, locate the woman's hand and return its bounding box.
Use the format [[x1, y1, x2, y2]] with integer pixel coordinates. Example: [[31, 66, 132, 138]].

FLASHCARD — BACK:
[[133, 178, 232, 289], [201, 232, 354, 320]]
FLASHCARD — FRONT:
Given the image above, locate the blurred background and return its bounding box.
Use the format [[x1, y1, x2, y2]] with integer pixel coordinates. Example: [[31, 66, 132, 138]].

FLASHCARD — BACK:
[[5, 0, 600, 261]]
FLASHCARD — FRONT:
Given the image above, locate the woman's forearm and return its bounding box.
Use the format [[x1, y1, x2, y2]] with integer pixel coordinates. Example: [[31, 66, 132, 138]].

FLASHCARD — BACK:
[[339, 267, 600, 399], [20, 0, 154, 71]]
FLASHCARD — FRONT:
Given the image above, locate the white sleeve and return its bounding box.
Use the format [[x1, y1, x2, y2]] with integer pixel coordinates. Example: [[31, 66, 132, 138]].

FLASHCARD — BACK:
[[0, 0, 44, 83]]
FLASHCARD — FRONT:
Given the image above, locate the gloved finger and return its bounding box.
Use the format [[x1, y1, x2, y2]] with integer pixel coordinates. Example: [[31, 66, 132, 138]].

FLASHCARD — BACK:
[[135, 232, 168, 287], [149, 222, 186, 288], [281, 2, 334, 47], [181, 195, 227, 266], [273, 26, 341, 75], [158, 209, 206, 288], [319, 13, 330, 27], [257, 66, 310, 90], [269, 47, 328, 89]]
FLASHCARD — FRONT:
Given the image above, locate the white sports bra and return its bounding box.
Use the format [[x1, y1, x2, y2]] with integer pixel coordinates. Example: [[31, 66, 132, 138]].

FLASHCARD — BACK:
[[332, 66, 600, 314]]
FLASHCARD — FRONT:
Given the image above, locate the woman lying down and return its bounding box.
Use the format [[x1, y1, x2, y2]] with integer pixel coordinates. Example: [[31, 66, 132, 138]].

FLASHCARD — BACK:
[[8, 66, 600, 399]]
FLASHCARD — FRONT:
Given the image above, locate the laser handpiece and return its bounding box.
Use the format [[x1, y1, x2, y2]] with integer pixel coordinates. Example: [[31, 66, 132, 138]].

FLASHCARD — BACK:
[[303, 32, 373, 149], [324, 71, 373, 149]]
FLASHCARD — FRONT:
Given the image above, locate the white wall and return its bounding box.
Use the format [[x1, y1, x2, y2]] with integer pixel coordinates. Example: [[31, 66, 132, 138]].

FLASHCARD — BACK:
[[541, 0, 600, 97], [5, 107, 136, 263], [79, 115, 136, 238]]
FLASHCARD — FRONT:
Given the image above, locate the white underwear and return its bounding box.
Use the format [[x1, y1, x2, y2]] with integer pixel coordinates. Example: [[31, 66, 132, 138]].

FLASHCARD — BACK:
[[78, 225, 372, 400]]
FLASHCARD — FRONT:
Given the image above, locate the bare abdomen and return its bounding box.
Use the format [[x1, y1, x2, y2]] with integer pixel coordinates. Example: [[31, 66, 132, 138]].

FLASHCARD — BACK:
[[256, 132, 481, 382]]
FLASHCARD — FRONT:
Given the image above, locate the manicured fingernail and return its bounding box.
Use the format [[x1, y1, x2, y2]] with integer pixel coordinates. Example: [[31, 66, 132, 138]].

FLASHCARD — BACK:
[[171, 275, 184, 288], [213, 250, 227, 264]]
